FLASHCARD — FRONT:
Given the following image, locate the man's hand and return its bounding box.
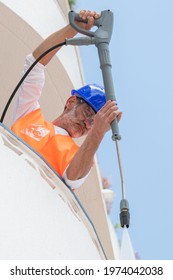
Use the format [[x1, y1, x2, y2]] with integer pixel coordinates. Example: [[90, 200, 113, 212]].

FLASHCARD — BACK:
[[76, 10, 101, 30], [92, 100, 122, 138]]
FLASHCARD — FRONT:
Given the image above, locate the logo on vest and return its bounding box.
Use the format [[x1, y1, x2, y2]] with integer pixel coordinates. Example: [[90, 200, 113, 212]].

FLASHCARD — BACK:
[[21, 124, 50, 141]]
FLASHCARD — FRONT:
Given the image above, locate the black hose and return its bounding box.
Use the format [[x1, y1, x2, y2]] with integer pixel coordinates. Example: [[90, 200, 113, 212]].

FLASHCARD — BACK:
[[0, 41, 66, 123]]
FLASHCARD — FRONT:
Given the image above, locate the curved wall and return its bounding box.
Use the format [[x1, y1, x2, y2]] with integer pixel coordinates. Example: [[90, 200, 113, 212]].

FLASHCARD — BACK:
[[0, 123, 106, 259]]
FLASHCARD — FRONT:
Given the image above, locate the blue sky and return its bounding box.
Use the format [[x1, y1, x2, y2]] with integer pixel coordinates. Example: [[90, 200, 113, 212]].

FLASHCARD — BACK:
[[76, 0, 173, 260]]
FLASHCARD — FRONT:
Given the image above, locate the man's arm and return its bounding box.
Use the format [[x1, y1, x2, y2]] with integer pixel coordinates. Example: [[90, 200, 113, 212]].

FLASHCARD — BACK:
[[33, 10, 100, 65], [13, 10, 100, 124], [32, 25, 77, 65]]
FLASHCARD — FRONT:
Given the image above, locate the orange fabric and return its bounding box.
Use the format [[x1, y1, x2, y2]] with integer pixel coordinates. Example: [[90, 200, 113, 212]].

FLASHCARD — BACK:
[[11, 109, 79, 176]]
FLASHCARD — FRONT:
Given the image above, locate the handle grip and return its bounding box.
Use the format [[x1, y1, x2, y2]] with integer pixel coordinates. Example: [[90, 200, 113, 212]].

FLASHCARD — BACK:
[[68, 10, 101, 37], [68, 10, 113, 40]]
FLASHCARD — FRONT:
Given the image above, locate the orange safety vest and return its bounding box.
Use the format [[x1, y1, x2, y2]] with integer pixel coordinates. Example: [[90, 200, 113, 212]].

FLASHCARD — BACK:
[[11, 109, 79, 176]]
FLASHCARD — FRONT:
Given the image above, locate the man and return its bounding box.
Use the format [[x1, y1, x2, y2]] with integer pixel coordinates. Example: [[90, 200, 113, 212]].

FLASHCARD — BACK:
[[11, 10, 122, 189]]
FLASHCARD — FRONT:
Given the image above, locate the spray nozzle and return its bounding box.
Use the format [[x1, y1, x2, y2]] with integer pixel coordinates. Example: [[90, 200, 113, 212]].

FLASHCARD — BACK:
[[120, 199, 130, 228]]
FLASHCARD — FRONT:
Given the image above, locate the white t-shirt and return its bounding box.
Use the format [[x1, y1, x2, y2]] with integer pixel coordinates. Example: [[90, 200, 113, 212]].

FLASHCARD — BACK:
[[12, 53, 88, 189]]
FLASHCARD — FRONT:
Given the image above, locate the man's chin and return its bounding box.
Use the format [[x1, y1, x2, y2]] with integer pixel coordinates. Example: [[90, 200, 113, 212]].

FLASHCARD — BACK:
[[72, 132, 84, 138], [68, 130, 83, 138]]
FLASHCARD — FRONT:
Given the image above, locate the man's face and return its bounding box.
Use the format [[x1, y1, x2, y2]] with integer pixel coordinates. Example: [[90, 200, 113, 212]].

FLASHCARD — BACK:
[[65, 97, 96, 138]]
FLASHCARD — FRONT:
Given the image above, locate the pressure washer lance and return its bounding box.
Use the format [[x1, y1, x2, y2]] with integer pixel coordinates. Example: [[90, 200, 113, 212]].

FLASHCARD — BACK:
[[116, 141, 130, 228], [67, 10, 130, 228]]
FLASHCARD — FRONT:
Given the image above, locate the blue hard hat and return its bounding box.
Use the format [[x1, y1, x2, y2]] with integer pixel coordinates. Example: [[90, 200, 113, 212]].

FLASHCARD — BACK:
[[71, 84, 106, 113]]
